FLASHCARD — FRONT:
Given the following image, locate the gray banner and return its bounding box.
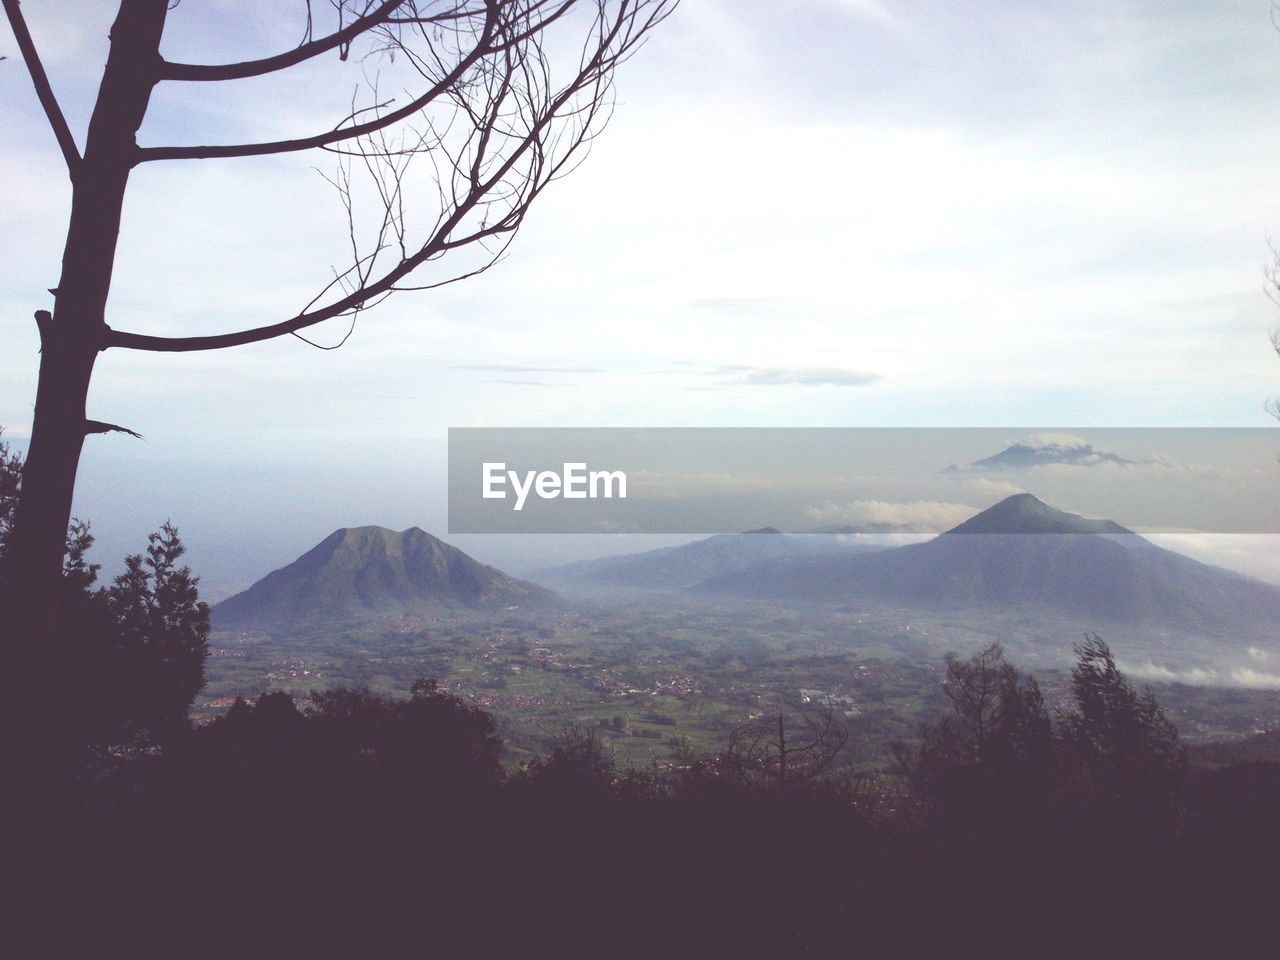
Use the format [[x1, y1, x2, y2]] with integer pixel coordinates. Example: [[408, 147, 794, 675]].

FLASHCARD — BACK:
[[448, 427, 1280, 534]]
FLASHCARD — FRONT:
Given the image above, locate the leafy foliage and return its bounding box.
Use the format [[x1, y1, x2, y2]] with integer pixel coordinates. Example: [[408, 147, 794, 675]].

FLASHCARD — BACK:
[[904, 637, 1183, 836], [0, 429, 21, 562], [518, 725, 617, 798], [13, 644, 1279, 957], [101, 522, 211, 740], [1059, 632, 1185, 830], [0, 432, 209, 758], [899, 643, 1053, 830]]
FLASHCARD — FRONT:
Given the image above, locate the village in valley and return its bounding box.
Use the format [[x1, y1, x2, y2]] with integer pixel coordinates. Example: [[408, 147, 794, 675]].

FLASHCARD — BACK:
[[204, 596, 1280, 767]]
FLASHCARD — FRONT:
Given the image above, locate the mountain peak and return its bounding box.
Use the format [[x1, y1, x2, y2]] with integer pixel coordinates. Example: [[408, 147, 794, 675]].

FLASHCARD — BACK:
[[946, 494, 1132, 536], [333, 524, 428, 544], [216, 525, 556, 630]]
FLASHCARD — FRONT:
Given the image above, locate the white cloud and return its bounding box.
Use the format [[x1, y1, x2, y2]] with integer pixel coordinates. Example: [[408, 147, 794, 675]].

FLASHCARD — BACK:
[[719, 366, 883, 387], [1119, 660, 1280, 691], [965, 478, 1025, 500], [1143, 534, 1280, 586], [952, 434, 1142, 471], [1230, 668, 1280, 690], [828, 0, 902, 27], [1017, 433, 1092, 451], [453, 364, 606, 374], [1120, 662, 1219, 685]]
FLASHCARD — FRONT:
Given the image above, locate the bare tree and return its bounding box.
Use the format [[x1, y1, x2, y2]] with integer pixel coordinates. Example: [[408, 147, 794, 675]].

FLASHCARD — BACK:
[[936, 641, 1012, 761], [894, 642, 1054, 826], [725, 711, 850, 795], [0, 0, 674, 788]]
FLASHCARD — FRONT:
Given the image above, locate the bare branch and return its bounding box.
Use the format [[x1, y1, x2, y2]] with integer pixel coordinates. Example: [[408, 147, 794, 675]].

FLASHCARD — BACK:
[[725, 710, 850, 791], [2, 0, 81, 175], [83, 420, 143, 439], [135, 2, 502, 163], [105, 0, 678, 353], [160, 0, 408, 82]]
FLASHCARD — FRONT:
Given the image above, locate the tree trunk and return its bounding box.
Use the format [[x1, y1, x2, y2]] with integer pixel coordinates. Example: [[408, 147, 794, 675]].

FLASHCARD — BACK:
[[2, 0, 169, 799], [777, 714, 787, 796]]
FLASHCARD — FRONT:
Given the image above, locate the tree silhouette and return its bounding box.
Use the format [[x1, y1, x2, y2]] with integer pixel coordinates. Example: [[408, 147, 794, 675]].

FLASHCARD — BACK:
[[725, 710, 850, 795], [37, 521, 210, 777], [103, 521, 211, 740], [899, 642, 1054, 831], [1059, 633, 1185, 833], [905, 637, 1186, 841], [0, 429, 21, 563], [519, 724, 617, 798], [1, 433, 208, 782], [0, 0, 676, 788]]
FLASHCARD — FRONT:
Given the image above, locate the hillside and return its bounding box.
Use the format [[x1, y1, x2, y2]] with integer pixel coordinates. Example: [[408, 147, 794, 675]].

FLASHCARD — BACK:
[[539, 529, 878, 591], [215, 526, 557, 630], [692, 494, 1280, 632]]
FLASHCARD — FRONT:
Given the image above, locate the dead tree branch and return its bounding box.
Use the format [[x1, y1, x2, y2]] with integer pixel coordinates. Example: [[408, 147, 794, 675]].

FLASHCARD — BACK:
[[103, 0, 675, 353], [1, 0, 82, 175]]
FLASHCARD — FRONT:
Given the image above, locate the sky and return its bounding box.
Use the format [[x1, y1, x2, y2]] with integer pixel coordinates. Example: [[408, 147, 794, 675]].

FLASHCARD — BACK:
[[2, 0, 1280, 598]]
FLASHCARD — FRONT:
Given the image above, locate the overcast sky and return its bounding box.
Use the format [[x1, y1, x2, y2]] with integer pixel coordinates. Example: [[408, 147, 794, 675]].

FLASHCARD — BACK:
[[3, 1, 1280, 597]]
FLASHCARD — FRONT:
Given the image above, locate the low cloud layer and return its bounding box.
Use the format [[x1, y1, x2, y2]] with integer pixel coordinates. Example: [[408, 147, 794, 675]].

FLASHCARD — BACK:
[[453, 364, 604, 374], [1120, 660, 1280, 691], [719, 366, 883, 387], [948, 434, 1141, 472], [485, 379, 572, 388]]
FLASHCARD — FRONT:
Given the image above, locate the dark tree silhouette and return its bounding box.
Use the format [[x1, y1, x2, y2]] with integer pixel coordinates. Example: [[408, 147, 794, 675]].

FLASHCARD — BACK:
[[518, 724, 617, 797], [188, 679, 503, 800], [103, 522, 211, 739], [905, 637, 1185, 842], [0, 429, 21, 562], [933, 642, 1013, 762], [725, 710, 850, 794], [1, 434, 209, 780], [311, 676, 505, 790], [898, 642, 1053, 830], [38, 521, 210, 775], [11, 654, 1279, 956], [0, 0, 676, 790], [1059, 633, 1185, 832]]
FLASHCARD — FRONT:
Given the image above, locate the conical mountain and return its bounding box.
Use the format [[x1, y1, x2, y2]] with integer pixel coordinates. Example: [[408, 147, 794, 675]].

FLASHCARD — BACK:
[[215, 526, 557, 629], [693, 494, 1280, 632], [945, 492, 1130, 535]]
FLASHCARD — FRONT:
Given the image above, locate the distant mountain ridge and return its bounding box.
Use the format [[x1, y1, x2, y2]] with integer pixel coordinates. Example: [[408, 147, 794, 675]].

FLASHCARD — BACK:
[[944, 435, 1137, 472], [693, 494, 1280, 633], [215, 526, 557, 630], [540, 529, 880, 591]]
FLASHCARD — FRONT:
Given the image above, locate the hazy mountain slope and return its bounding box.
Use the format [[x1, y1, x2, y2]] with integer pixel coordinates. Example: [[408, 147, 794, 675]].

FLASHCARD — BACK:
[[693, 494, 1280, 631], [944, 493, 1131, 535], [215, 526, 557, 629], [540, 529, 880, 591]]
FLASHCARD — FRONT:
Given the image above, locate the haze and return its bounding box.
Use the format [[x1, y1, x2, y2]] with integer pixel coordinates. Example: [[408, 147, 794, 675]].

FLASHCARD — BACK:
[[3, 1, 1279, 597]]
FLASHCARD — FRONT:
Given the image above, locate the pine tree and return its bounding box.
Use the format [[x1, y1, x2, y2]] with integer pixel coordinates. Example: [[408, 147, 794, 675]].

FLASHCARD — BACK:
[[106, 522, 211, 739], [1059, 633, 1185, 833]]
